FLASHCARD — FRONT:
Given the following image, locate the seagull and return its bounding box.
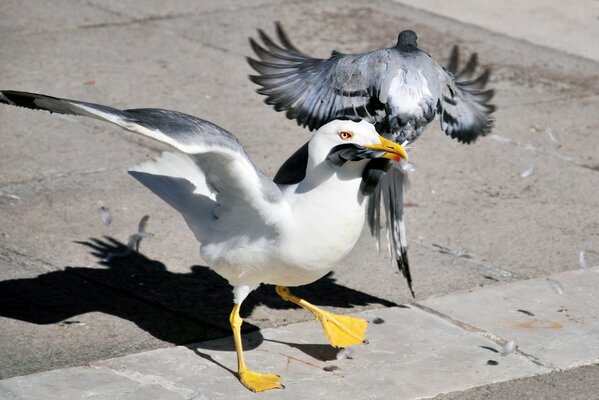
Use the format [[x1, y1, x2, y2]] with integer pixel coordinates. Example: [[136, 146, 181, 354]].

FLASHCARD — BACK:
[[0, 90, 408, 392], [248, 23, 496, 295]]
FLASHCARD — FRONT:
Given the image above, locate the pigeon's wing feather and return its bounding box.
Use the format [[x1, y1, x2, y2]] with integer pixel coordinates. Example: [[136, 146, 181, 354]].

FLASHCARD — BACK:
[[248, 23, 391, 131], [437, 48, 495, 144]]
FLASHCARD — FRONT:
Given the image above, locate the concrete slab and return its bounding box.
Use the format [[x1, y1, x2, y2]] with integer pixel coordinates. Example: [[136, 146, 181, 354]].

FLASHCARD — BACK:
[[0, 366, 186, 400], [392, 0, 599, 61], [421, 267, 599, 369], [433, 364, 599, 400], [0, 306, 548, 400]]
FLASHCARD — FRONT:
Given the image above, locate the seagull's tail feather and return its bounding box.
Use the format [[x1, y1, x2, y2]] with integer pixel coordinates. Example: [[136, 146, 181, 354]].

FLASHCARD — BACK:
[[128, 152, 216, 242]]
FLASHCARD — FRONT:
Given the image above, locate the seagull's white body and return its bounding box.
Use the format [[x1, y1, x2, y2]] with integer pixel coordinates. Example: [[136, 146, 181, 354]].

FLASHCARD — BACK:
[[132, 121, 372, 291], [210, 159, 369, 289]]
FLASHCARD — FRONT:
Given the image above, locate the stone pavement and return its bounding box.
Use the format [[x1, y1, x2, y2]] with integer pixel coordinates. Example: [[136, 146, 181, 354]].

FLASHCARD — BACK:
[[1, 267, 598, 399], [0, 0, 598, 398]]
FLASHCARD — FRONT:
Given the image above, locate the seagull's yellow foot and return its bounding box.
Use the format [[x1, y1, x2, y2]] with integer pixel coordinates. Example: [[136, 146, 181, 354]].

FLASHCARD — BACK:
[[275, 286, 368, 348], [313, 308, 368, 348], [239, 369, 283, 392], [230, 303, 284, 392]]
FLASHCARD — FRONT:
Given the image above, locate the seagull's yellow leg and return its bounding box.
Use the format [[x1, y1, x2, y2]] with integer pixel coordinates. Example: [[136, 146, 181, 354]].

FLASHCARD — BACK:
[[229, 304, 283, 392], [275, 286, 367, 348]]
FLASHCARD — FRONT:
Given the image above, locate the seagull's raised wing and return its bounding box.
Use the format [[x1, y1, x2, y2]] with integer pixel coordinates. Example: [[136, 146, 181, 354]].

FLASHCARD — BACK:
[[0, 90, 285, 240]]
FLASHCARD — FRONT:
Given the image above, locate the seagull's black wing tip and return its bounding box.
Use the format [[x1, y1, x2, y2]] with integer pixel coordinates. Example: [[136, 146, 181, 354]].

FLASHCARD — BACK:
[[0, 90, 62, 114], [1, 90, 36, 108]]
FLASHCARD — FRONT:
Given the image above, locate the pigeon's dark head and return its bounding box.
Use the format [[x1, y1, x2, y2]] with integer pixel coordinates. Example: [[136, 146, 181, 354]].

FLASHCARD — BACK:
[[397, 30, 418, 50]]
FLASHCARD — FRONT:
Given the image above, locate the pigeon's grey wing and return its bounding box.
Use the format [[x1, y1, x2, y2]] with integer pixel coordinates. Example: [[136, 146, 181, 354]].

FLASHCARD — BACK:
[[437, 46, 495, 144], [248, 23, 389, 131], [0, 91, 285, 236]]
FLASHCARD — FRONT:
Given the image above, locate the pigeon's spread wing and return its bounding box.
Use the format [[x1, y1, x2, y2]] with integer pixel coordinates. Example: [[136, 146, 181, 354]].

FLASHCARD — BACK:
[[438, 46, 495, 143], [250, 24, 495, 144], [0, 91, 286, 237], [248, 23, 390, 132]]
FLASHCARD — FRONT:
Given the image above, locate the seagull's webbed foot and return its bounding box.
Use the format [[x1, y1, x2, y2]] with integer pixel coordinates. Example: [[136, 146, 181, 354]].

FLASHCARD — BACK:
[[275, 286, 368, 348], [239, 369, 282, 393], [230, 303, 284, 392]]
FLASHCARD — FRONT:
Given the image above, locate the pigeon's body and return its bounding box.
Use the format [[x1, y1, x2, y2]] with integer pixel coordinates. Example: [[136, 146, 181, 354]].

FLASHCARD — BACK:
[[249, 27, 495, 144]]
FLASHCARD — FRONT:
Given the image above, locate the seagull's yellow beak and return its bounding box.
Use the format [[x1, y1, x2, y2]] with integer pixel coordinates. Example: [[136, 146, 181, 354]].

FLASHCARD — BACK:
[[364, 134, 408, 162]]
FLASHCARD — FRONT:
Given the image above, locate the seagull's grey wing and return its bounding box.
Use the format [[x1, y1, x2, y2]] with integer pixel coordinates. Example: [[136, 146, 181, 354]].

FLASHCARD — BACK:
[[437, 46, 495, 144], [248, 23, 389, 131], [0, 91, 286, 237]]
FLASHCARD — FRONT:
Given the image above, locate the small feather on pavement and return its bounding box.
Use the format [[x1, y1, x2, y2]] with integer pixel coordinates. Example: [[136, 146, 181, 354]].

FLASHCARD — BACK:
[[336, 348, 354, 361], [545, 128, 561, 147], [127, 215, 154, 252], [500, 340, 517, 356], [102, 215, 154, 261], [98, 206, 112, 226], [547, 279, 565, 295], [579, 250, 588, 269], [520, 164, 536, 178]]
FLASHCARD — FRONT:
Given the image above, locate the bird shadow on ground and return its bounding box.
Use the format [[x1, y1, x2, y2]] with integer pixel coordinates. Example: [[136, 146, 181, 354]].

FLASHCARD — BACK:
[[0, 236, 397, 359]]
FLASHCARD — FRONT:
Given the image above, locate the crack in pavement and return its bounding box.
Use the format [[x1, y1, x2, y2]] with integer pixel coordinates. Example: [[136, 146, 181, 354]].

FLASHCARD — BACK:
[[414, 240, 520, 280], [488, 133, 592, 170], [6, 0, 313, 37], [91, 364, 208, 399], [410, 303, 553, 370], [0, 167, 117, 192]]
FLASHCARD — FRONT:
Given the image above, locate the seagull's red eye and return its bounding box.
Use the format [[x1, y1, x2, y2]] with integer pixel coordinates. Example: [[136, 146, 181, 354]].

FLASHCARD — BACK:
[[339, 131, 353, 140]]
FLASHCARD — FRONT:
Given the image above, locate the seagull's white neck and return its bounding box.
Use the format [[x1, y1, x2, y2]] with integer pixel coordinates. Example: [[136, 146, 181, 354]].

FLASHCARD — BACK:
[[276, 153, 368, 274]]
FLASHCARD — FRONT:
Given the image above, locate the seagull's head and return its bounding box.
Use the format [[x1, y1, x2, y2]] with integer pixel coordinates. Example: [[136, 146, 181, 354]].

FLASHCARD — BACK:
[[308, 119, 408, 169]]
